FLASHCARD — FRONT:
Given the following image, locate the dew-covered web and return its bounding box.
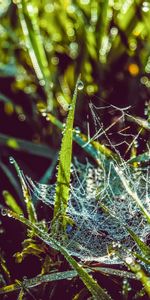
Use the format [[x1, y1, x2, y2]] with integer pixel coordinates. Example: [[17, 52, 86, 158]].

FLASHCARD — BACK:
[[25, 102, 150, 264]]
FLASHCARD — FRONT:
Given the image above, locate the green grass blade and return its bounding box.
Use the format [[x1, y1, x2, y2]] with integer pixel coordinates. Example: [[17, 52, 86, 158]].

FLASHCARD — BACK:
[[0, 267, 136, 296], [126, 226, 150, 257], [3, 190, 24, 215], [97, 0, 109, 56], [16, 0, 52, 109], [17, 289, 24, 300], [124, 258, 150, 297], [0, 271, 78, 294], [127, 151, 150, 164], [9, 157, 37, 223], [0, 133, 55, 159], [3, 209, 112, 300], [0, 283, 21, 295], [52, 75, 81, 233]]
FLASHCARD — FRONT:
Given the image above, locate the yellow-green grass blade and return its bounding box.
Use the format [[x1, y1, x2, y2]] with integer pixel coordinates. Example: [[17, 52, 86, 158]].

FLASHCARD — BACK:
[[9, 157, 37, 223]]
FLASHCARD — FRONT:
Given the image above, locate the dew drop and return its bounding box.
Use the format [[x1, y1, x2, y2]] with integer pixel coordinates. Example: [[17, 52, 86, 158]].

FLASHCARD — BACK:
[[68, 104, 73, 111], [125, 256, 134, 264], [77, 80, 84, 90], [1, 208, 7, 217], [74, 127, 81, 134], [42, 112, 47, 117], [9, 156, 15, 164]]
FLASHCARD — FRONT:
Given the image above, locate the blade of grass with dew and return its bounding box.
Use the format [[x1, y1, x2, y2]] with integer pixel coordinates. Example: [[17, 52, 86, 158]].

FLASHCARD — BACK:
[[0, 267, 136, 296], [126, 227, 150, 258], [124, 257, 150, 297], [0, 271, 78, 295], [127, 151, 150, 164], [9, 157, 37, 223], [92, 267, 136, 279], [52, 75, 81, 233], [1, 209, 112, 300], [16, 0, 52, 109], [0, 133, 55, 159], [3, 190, 24, 216]]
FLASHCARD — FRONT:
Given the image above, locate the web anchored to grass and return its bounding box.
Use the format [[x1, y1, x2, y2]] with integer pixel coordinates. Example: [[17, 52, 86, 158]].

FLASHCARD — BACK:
[[26, 158, 150, 264], [25, 102, 150, 265], [2, 96, 150, 299]]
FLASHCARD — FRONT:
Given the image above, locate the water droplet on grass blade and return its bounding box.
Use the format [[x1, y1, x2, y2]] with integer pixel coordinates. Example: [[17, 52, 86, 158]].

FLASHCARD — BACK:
[[77, 80, 84, 90], [9, 156, 15, 164], [68, 104, 73, 111], [74, 126, 81, 134]]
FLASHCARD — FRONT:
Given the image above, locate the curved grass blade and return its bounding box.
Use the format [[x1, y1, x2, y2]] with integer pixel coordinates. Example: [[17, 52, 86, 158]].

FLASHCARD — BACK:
[[2, 209, 112, 300], [52, 75, 81, 233], [9, 157, 37, 223]]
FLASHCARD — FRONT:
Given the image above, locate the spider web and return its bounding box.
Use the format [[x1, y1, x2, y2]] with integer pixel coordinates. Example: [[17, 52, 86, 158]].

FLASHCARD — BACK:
[[25, 102, 150, 264]]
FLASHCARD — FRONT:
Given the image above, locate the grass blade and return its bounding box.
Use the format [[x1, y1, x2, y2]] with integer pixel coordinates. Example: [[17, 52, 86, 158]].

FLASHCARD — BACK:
[[9, 157, 37, 223], [2, 209, 112, 300], [16, 0, 52, 109], [126, 226, 150, 257], [52, 75, 81, 233], [114, 165, 150, 223], [127, 151, 150, 164], [3, 190, 24, 215], [0, 133, 55, 159]]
